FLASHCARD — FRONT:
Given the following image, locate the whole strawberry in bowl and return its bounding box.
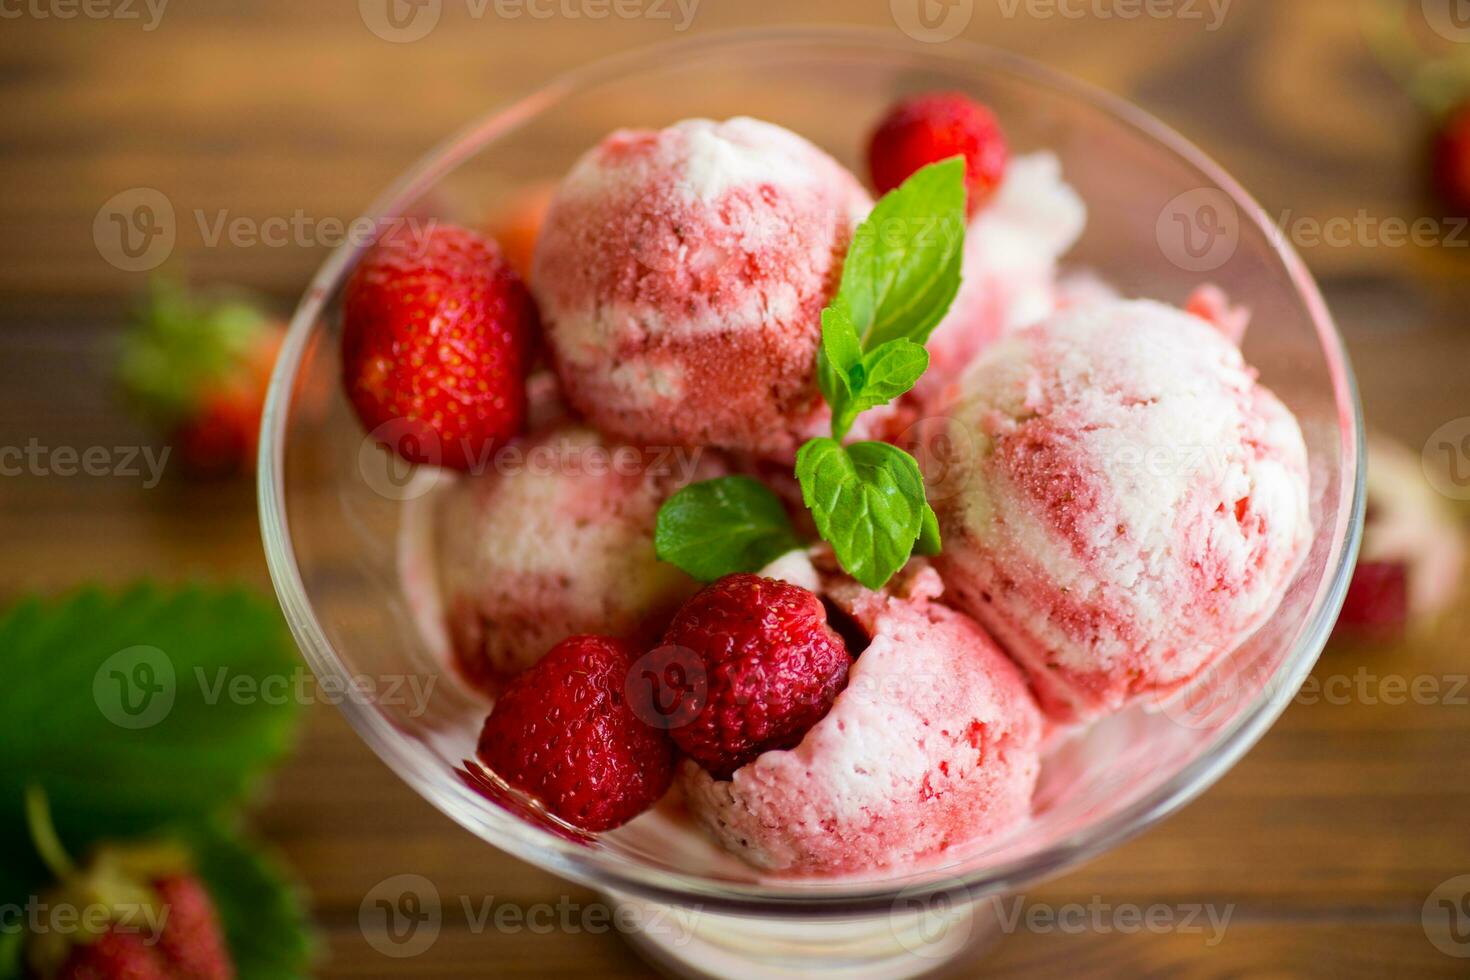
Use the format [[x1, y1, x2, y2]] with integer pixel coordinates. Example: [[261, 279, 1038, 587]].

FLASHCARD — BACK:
[[867, 91, 1009, 216], [342, 223, 537, 472], [475, 635, 675, 832]]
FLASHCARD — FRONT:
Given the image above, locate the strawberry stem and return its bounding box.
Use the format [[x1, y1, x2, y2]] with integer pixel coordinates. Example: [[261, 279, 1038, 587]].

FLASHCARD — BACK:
[[24, 786, 75, 880]]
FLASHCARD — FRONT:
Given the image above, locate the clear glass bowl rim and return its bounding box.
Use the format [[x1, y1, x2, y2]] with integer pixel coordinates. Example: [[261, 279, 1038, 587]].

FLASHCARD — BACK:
[[258, 26, 1366, 917]]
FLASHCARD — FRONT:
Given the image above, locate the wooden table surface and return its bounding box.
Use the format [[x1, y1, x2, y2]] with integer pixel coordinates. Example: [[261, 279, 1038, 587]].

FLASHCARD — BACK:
[[4, 1, 1470, 976]]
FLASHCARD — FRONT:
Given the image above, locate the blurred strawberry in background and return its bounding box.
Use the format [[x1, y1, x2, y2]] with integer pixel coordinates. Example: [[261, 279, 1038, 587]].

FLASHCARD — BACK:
[[485, 181, 557, 281], [1433, 102, 1470, 216], [118, 279, 284, 479], [1334, 435, 1465, 642]]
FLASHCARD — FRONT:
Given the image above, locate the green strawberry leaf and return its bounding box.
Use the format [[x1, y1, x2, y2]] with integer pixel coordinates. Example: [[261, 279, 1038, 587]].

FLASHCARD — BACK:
[[655, 477, 803, 581], [0, 585, 309, 979], [796, 439, 928, 589], [186, 821, 315, 980], [838, 157, 967, 350], [0, 585, 302, 849]]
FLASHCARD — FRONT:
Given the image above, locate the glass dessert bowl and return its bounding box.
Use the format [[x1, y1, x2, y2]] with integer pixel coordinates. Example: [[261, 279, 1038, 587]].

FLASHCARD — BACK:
[[259, 28, 1363, 978]]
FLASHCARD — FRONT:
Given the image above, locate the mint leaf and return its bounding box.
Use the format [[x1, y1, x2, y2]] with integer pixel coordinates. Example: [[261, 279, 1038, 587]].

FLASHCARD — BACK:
[[0, 586, 302, 846], [187, 821, 315, 980], [816, 302, 860, 429], [796, 439, 928, 589], [839, 157, 966, 350], [917, 502, 943, 556], [830, 339, 930, 441], [820, 301, 863, 384], [655, 477, 803, 581]]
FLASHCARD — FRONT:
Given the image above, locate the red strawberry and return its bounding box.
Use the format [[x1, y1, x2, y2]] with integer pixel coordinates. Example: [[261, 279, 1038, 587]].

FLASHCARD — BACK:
[[342, 224, 536, 472], [50, 871, 234, 980], [1332, 435, 1464, 642], [868, 92, 1009, 216], [168, 368, 273, 479], [58, 929, 173, 980], [151, 875, 233, 980], [23, 790, 235, 980], [1336, 561, 1409, 639], [661, 574, 852, 779], [476, 635, 674, 832], [1433, 103, 1470, 216], [119, 279, 284, 478]]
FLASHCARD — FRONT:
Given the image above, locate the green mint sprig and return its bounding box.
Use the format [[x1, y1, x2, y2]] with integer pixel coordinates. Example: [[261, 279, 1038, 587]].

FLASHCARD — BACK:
[[655, 158, 967, 590]]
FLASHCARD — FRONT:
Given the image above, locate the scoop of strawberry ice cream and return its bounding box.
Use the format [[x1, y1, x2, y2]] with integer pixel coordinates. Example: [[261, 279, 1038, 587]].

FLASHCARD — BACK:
[[680, 557, 1043, 876], [400, 423, 722, 690], [532, 117, 872, 458], [916, 153, 1086, 405], [929, 300, 1311, 722]]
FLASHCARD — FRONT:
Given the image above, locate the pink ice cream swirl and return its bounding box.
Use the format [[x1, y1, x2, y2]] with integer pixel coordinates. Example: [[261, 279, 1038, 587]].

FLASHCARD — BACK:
[[401, 421, 724, 692], [532, 117, 875, 460], [928, 299, 1312, 722]]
